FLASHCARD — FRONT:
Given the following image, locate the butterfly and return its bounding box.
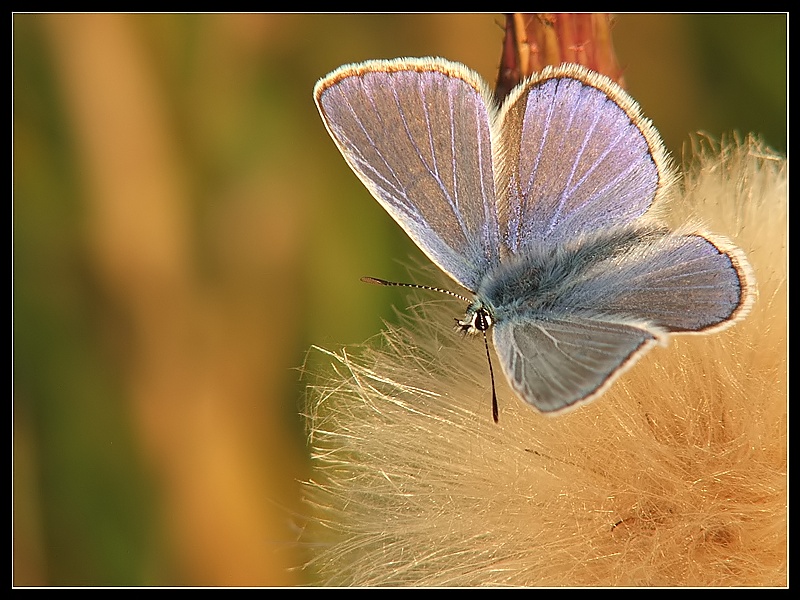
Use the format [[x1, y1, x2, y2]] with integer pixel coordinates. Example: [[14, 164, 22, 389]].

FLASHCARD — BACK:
[[314, 57, 754, 421]]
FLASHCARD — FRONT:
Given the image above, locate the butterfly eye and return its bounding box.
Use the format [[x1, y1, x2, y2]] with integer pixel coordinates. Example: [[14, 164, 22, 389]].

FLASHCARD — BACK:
[[475, 309, 493, 331]]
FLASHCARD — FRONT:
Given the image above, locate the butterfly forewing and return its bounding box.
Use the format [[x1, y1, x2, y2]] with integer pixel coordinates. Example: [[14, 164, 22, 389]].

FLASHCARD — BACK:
[[315, 59, 501, 291], [495, 65, 670, 254]]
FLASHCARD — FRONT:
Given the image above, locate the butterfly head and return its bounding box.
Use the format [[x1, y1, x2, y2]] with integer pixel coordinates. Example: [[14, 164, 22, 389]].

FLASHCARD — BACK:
[[456, 301, 494, 336]]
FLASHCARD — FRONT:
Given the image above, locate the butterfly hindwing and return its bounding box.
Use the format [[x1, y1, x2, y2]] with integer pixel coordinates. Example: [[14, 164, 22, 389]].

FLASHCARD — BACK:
[[546, 228, 754, 333], [492, 315, 659, 413]]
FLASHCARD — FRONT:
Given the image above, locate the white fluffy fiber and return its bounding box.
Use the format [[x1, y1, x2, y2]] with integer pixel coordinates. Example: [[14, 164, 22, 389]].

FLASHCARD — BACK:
[[303, 136, 786, 587]]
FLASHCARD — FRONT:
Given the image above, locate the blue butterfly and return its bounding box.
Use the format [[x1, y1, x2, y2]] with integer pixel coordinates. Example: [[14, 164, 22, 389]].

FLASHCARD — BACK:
[[314, 58, 754, 421]]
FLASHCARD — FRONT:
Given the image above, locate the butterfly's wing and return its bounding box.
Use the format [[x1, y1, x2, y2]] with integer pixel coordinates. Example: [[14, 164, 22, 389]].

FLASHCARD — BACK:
[[314, 58, 501, 292], [493, 316, 659, 413], [494, 64, 674, 254], [553, 229, 755, 333], [491, 229, 753, 413]]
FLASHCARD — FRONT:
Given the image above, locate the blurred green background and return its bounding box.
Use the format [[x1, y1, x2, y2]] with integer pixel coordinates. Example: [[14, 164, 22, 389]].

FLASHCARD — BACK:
[[13, 14, 786, 586]]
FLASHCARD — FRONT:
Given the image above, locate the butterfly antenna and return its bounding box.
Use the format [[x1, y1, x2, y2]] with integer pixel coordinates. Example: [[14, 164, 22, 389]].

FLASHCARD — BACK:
[[363, 276, 499, 423], [482, 330, 499, 423], [361, 276, 472, 303]]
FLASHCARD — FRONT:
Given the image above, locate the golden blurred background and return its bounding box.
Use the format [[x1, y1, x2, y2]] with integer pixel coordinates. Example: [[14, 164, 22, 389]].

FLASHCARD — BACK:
[[13, 14, 786, 586]]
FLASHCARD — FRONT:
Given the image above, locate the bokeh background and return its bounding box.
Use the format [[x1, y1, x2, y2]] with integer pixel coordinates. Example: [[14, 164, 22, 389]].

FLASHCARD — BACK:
[[13, 14, 786, 586]]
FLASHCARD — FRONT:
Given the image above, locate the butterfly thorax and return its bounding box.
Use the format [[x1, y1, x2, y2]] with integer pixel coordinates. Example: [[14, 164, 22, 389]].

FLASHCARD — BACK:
[[472, 245, 583, 325], [473, 226, 662, 325], [459, 243, 598, 334]]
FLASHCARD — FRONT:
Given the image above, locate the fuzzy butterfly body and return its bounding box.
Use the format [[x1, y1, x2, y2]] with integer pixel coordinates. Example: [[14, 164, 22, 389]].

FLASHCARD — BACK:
[[314, 57, 753, 417]]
